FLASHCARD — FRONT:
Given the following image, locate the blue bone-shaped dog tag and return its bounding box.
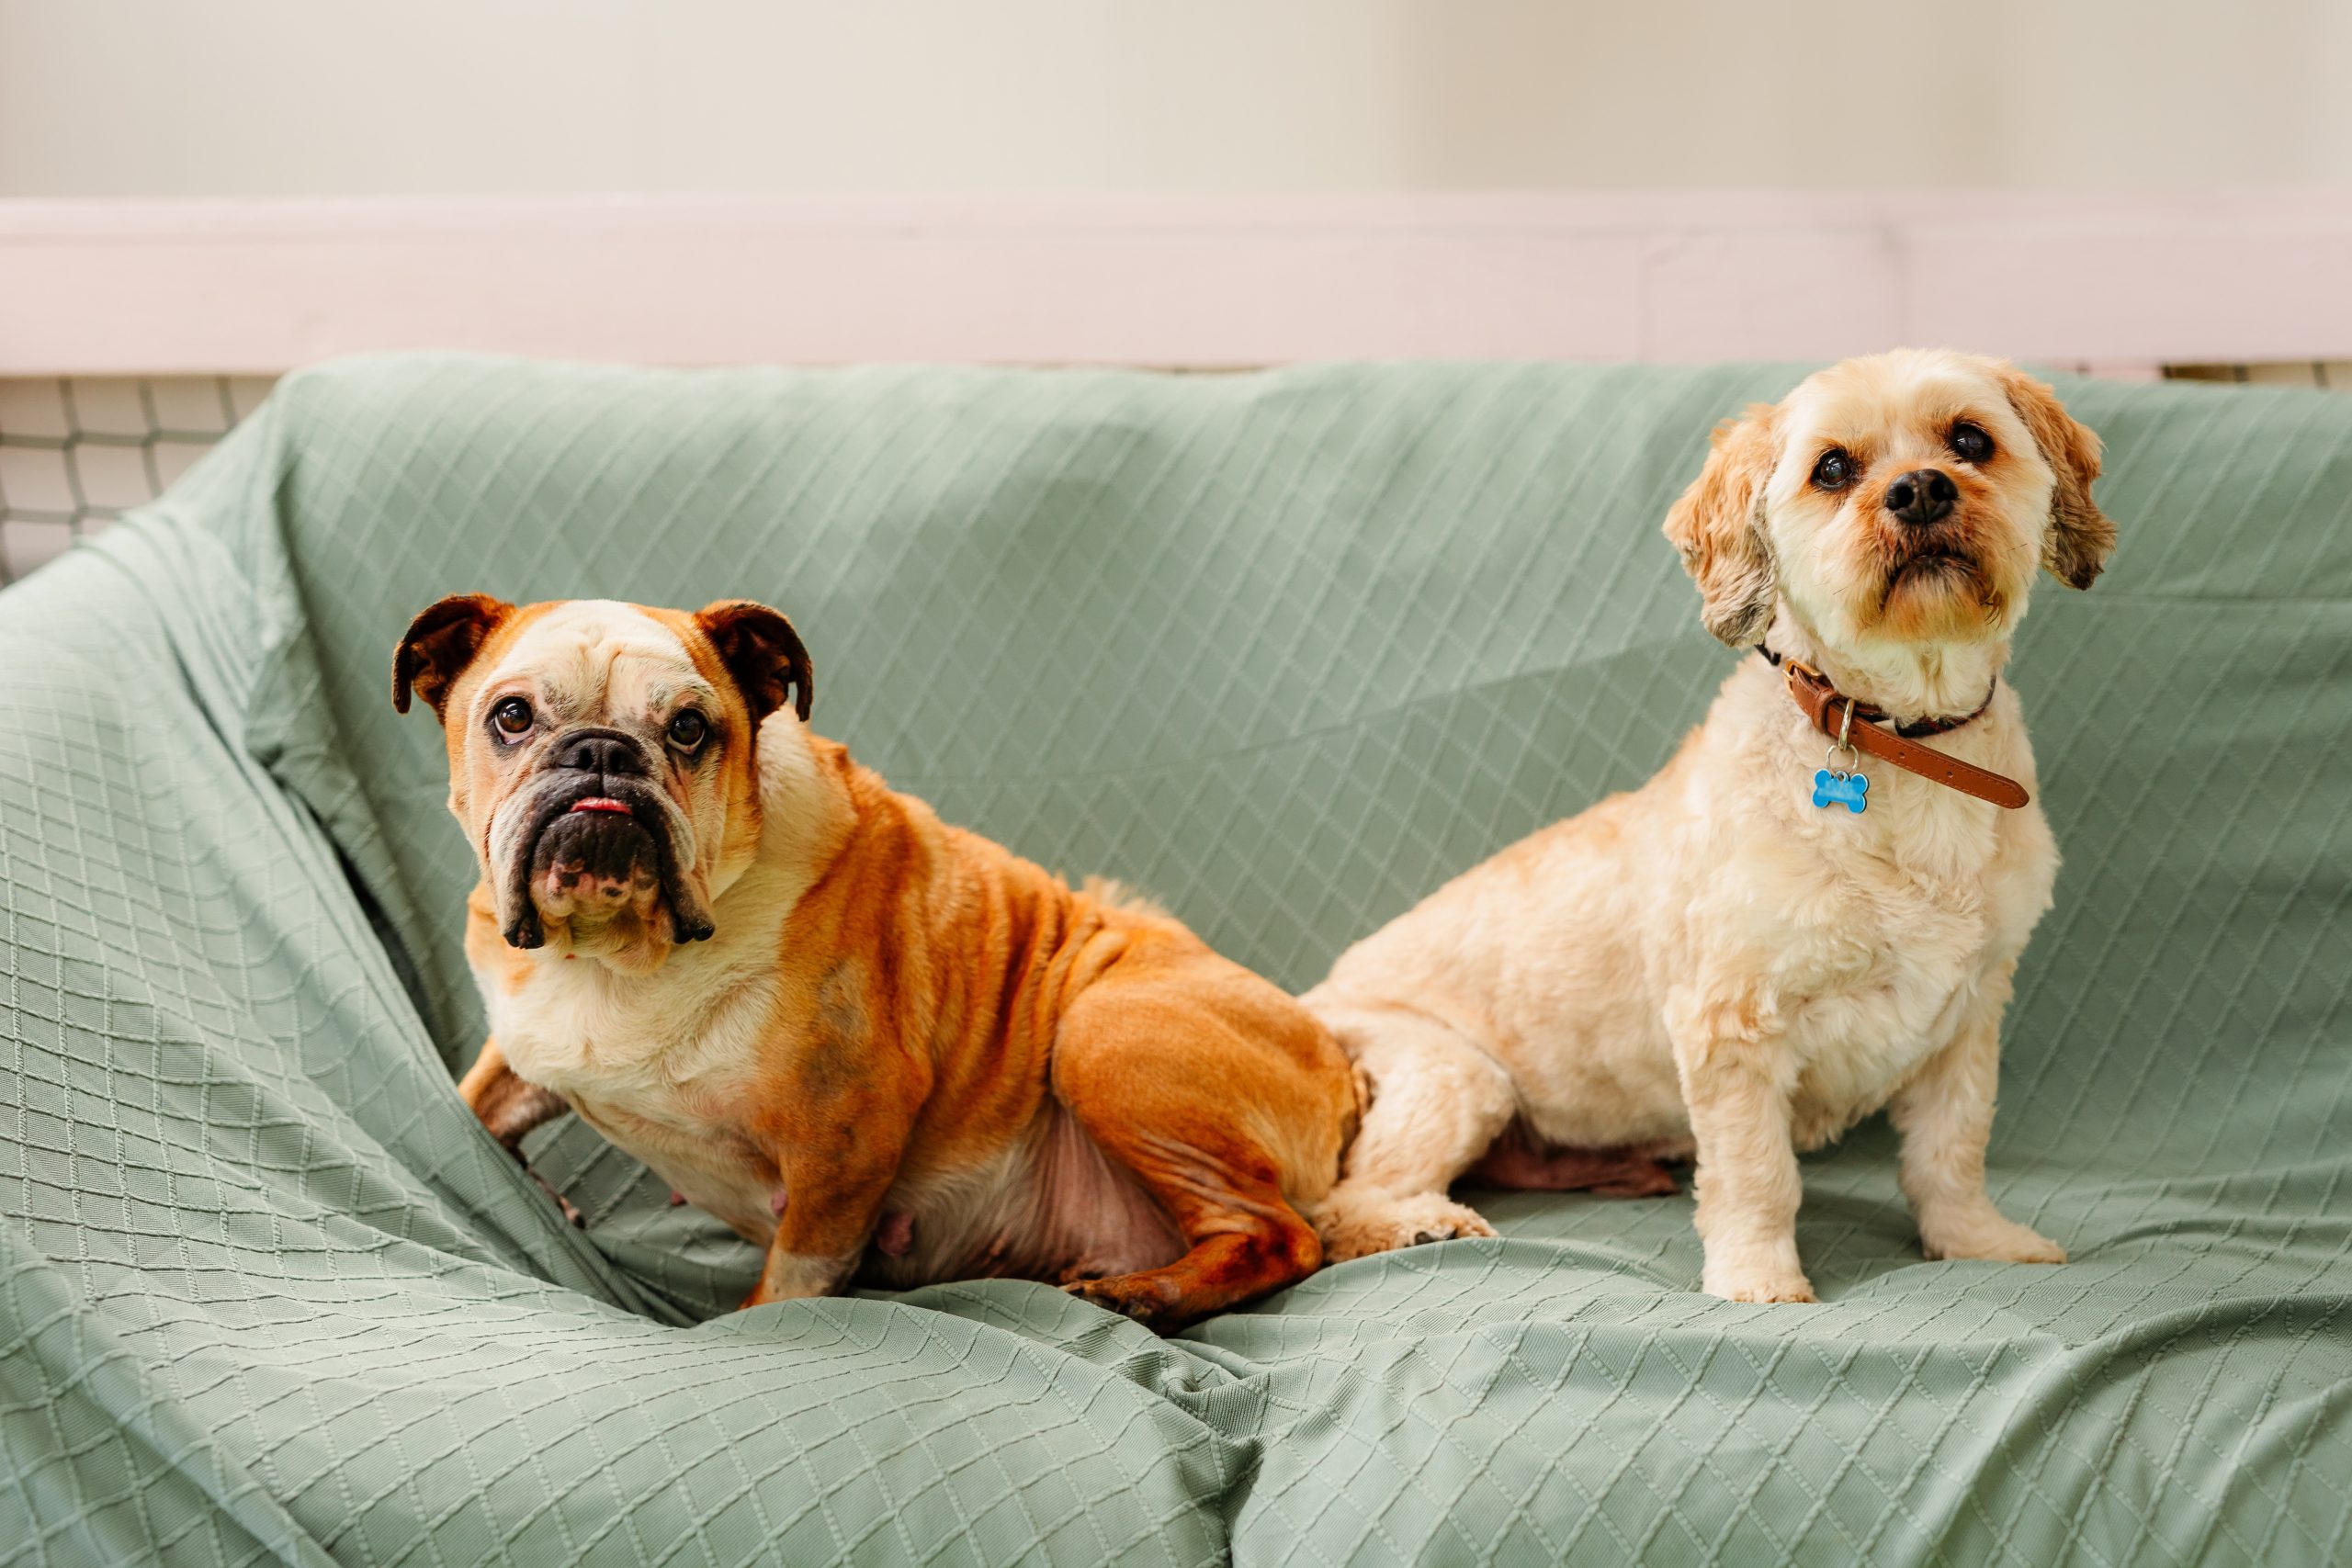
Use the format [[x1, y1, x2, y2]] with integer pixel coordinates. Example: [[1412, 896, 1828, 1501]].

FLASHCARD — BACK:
[[1813, 769, 1869, 814]]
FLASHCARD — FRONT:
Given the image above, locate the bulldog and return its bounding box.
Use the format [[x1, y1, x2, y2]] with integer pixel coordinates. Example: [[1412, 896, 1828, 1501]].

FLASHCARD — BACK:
[[394, 594, 1362, 1329]]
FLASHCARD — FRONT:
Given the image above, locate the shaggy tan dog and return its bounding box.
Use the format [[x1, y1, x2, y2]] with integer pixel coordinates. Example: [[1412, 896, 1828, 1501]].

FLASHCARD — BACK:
[[1306, 350, 2115, 1303]]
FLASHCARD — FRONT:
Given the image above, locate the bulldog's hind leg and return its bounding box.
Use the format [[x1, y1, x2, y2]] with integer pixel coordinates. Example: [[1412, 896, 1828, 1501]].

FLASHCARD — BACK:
[[1306, 1004, 1512, 1260], [1049, 966, 1350, 1331]]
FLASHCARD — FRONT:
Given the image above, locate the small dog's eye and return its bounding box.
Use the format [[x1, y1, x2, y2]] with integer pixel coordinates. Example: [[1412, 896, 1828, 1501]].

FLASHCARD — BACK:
[[491, 697, 533, 740], [1811, 449, 1854, 491], [1949, 423, 1995, 464], [667, 710, 708, 751]]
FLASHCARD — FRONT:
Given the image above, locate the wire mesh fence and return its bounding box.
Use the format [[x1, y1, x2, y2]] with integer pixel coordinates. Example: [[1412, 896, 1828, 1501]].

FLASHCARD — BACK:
[[0, 376, 276, 586], [3, 365, 2348, 587]]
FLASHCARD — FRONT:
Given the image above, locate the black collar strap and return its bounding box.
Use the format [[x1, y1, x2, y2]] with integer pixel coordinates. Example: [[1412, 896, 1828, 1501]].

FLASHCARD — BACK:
[[1755, 645, 1996, 739]]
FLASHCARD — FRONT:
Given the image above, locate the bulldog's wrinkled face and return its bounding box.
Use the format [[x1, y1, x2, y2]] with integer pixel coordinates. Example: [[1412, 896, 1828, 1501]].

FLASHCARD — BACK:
[[394, 596, 811, 972], [1665, 349, 2117, 654]]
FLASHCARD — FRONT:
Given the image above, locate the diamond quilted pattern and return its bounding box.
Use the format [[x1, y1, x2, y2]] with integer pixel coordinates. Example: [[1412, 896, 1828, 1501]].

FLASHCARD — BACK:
[[0, 355, 2346, 1565]]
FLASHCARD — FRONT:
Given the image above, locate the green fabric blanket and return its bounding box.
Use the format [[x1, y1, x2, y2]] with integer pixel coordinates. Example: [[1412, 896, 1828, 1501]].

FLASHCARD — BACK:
[[1, 356, 2346, 1566]]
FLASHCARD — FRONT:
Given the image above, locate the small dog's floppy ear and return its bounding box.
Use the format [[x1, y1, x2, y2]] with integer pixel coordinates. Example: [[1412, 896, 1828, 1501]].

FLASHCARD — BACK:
[[1664, 403, 1780, 646], [695, 600, 814, 725], [1999, 367, 2116, 590], [393, 593, 514, 720]]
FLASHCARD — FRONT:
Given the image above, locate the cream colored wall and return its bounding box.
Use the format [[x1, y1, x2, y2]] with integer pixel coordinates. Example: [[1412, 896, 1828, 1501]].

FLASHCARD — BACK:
[[3, 0, 2347, 197]]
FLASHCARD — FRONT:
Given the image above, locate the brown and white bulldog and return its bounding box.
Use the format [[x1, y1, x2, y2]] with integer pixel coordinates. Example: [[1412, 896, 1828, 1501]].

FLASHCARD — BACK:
[[393, 594, 1362, 1329]]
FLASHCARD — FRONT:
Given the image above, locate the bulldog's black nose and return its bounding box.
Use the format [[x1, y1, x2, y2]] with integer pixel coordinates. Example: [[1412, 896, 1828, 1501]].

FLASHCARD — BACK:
[[1885, 468, 1958, 526], [553, 728, 647, 777]]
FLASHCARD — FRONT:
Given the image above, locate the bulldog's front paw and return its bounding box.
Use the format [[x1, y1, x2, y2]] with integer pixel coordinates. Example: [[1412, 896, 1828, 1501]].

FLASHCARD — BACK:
[[1920, 1211, 2066, 1266], [740, 1249, 853, 1310]]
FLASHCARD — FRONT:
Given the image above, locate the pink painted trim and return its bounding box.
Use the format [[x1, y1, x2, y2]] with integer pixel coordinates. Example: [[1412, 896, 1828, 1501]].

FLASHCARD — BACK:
[[2, 192, 2346, 375]]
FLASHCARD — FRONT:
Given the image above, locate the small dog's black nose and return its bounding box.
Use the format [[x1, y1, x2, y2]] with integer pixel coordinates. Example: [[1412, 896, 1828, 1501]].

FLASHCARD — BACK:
[[553, 728, 647, 777], [1885, 468, 1958, 526]]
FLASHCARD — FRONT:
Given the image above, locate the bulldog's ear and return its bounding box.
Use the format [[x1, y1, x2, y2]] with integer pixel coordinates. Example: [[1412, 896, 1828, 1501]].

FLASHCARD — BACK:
[[393, 593, 514, 720], [1663, 403, 1780, 646], [2000, 367, 2116, 590], [695, 600, 813, 725]]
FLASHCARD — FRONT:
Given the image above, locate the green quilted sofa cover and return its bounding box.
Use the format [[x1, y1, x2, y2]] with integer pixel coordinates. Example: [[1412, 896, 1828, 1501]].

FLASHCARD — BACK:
[[1, 356, 2346, 1567]]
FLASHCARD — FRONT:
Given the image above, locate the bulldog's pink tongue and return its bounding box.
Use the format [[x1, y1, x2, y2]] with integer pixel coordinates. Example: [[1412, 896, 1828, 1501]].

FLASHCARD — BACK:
[[569, 797, 632, 815]]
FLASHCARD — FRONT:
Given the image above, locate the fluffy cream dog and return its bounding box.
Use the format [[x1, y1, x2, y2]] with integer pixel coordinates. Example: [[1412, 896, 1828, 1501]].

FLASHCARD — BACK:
[[1305, 349, 2115, 1303]]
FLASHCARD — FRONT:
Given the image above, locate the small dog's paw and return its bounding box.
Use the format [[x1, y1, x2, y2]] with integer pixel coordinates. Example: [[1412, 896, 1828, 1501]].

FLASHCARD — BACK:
[[1922, 1215, 2065, 1266], [1317, 1192, 1498, 1262], [1704, 1271, 1817, 1304], [1702, 1249, 1816, 1303]]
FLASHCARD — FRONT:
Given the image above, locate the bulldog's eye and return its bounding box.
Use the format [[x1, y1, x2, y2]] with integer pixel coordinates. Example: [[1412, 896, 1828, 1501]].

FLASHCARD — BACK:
[[666, 710, 709, 751], [491, 696, 534, 741], [1949, 422, 1995, 464], [1811, 448, 1855, 491]]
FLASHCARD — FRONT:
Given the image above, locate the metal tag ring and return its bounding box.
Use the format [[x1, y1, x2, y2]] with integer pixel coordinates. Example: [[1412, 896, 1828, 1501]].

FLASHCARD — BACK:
[[1825, 740, 1860, 776]]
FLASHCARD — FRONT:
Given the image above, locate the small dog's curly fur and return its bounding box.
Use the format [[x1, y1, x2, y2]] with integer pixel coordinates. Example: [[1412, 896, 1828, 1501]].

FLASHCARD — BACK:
[[1306, 350, 2115, 1303]]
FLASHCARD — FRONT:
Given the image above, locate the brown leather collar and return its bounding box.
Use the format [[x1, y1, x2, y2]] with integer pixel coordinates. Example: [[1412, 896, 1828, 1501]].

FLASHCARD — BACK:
[[1760, 649, 2030, 810], [1757, 644, 1996, 738]]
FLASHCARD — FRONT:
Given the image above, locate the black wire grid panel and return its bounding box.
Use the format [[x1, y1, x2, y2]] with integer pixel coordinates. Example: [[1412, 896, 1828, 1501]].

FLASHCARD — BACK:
[[0, 376, 277, 587], [0, 366, 2346, 589]]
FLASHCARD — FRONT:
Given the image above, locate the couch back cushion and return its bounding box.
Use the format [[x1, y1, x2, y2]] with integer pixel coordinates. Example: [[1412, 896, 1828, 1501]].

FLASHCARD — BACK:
[[222, 356, 2351, 1194]]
